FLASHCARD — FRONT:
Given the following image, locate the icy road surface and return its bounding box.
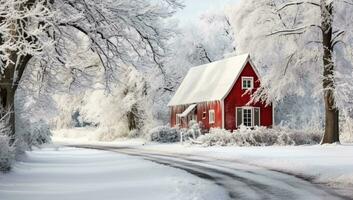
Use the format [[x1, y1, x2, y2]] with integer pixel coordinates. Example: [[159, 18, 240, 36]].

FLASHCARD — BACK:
[[72, 144, 353, 200], [0, 147, 227, 200]]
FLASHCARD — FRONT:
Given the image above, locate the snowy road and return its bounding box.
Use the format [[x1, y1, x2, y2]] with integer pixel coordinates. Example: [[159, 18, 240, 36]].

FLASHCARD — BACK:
[[72, 144, 353, 200], [0, 147, 227, 200]]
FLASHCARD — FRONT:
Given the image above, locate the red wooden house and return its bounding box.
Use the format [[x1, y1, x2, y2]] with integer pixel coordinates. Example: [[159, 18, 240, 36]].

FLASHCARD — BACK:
[[168, 54, 273, 131]]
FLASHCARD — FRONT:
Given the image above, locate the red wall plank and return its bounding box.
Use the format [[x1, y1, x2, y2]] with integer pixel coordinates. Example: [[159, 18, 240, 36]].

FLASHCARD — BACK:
[[170, 101, 223, 131], [195, 101, 222, 130]]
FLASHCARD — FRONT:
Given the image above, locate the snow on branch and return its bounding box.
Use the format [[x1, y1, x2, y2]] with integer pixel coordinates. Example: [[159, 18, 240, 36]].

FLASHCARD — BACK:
[[331, 30, 345, 48], [343, 0, 353, 5], [276, 1, 321, 12], [267, 24, 321, 36]]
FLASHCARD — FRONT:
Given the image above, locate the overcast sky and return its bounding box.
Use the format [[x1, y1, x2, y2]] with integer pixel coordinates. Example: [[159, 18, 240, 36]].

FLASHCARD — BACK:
[[174, 0, 239, 24]]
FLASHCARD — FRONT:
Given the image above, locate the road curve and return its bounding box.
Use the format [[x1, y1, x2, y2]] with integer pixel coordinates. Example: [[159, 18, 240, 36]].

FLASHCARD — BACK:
[[70, 145, 352, 200]]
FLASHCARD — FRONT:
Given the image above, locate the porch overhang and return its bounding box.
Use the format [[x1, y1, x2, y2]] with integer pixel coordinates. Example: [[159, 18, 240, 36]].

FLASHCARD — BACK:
[[179, 104, 197, 118]]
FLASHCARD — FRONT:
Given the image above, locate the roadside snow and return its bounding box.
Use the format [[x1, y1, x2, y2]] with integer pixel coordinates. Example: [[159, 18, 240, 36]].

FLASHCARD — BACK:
[[52, 128, 353, 190], [52, 128, 106, 142], [0, 147, 227, 200]]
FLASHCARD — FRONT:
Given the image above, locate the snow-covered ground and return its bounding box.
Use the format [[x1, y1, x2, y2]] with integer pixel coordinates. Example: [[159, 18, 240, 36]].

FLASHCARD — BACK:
[[0, 147, 227, 200], [53, 129, 353, 191], [138, 144, 353, 189]]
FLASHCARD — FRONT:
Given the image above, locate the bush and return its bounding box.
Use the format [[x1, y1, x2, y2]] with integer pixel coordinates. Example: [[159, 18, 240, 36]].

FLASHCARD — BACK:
[[128, 129, 141, 138], [0, 114, 15, 171], [196, 127, 322, 147], [149, 126, 180, 143], [16, 119, 52, 151], [182, 121, 201, 141], [0, 135, 15, 172]]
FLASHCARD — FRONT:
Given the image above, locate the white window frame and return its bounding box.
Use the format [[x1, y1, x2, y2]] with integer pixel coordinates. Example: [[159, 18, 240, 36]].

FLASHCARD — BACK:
[[235, 106, 261, 128], [209, 110, 215, 124], [242, 107, 253, 127], [242, 77, 254, 90]]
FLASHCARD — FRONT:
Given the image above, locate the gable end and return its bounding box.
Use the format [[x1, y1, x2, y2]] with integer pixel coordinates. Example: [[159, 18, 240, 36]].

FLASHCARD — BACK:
[[221, 56, 260, 100]]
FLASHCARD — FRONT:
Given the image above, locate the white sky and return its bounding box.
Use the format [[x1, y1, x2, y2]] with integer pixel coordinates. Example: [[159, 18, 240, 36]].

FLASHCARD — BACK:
[[174, 0, 239, 24]]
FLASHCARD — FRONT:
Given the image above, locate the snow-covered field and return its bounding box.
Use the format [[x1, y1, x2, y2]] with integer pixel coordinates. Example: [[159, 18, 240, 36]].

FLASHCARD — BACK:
[[53, 129, 353, 191], [0, 147, 227, 200]]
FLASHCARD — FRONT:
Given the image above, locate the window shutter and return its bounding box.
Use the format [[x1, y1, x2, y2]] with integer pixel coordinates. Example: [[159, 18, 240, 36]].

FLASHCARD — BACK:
[[236, 108, 243, 127], [254, 108, 260, 126]]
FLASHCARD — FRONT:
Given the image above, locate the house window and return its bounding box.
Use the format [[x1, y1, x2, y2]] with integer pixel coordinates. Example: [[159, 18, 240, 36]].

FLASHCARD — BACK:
[[202, 112, 206, 119], [236, 107, 261, 127], [242, 77, 254, 90], [243, 108, 252, 127], [209, 110, 215, 124]]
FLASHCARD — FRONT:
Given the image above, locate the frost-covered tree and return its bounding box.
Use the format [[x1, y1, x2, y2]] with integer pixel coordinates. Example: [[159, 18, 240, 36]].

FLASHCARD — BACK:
[[171, 10, 236, 67], [231, 0, 353, 144], [76, 65, 155, 139], [163, 9, 237, 98], [15, 62, 56, 148], [150, 9, 237, 124], [0, 0, 182, 138]]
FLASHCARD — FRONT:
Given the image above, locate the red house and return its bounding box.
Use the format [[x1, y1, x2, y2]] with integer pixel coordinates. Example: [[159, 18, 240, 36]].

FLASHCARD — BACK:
[[168, 54, 273, 131]]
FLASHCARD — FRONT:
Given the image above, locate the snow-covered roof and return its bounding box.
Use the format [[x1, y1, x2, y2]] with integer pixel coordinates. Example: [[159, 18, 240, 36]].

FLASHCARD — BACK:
[[168, 54, 250, 106]]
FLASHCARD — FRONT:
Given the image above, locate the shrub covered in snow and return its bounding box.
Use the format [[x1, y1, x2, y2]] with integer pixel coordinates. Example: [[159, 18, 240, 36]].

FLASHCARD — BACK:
[[0, 118, 15, 172], [16, 119, 52, 151], [182, 121, 202, 141], [149, 126, 180, 143], [196, 127, 322, 147], [0, 135, 15, 172]]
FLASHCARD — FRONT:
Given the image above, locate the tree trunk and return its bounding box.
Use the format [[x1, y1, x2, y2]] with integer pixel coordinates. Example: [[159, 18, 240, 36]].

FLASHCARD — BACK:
[[0, 52, 18, 139], [0, 87, 16, 137], [0, 51, 31, 140], [321, 1, 340, 144], [127, 104, 138, 131], [0, 1, 34, 141]]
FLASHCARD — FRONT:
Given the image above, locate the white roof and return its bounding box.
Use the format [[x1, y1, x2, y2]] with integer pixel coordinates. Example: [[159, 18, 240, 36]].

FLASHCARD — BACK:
[[179, 104, 197, 117], [168, 54, 251, 106]]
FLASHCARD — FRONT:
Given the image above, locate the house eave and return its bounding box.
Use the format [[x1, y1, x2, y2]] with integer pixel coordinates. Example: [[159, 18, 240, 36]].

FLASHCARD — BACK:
[[168, 99, 223, 107]]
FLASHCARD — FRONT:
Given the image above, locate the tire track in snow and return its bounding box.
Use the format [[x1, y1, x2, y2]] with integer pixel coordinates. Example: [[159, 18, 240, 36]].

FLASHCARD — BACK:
[[69, 145, 353, 200]]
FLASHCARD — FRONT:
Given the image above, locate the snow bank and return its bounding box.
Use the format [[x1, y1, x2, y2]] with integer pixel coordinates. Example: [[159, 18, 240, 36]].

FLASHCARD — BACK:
[[197, 127, 321, 146], [53, 127, 142, 142], [53, 127, 102, 141], [0, 147, 227, 200]]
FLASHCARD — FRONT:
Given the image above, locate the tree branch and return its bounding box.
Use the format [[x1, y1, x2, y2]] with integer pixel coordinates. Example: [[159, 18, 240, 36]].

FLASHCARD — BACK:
[[277, 1, 320, 12]]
